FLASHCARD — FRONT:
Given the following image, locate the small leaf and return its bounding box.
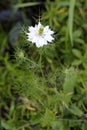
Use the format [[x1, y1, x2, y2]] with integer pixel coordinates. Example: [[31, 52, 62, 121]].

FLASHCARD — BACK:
[[70, 105, 83, 117], [72, 59, 82, 65], [72, 49, 82, 59], [73, 30, 82, 38], [1, 120, 16, 130]]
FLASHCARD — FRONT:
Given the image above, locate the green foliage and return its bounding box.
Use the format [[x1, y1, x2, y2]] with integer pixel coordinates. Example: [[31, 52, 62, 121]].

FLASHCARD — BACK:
[[40, 108, 57, 128], [1, 0, 87, 130]]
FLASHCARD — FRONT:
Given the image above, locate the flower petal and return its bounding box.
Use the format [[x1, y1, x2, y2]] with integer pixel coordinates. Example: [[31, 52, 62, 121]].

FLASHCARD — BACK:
[[26, 22, 54, 47]]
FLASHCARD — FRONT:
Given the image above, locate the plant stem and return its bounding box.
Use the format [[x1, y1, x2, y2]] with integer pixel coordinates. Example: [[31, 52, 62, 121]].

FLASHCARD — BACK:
[[39, 48, 44, 78]]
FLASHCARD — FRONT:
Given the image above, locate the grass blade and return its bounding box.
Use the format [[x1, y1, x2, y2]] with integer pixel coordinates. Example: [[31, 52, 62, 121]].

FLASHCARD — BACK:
[[68, 0, 76, 46], [14, 2, 42, 9]]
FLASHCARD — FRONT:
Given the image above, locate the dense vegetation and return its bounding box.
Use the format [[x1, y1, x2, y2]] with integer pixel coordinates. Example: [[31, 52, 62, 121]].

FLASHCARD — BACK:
[[1, 0, 87, 130]]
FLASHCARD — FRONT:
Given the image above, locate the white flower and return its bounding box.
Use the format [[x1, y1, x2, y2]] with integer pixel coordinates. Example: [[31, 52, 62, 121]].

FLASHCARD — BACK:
[[26, 22, 54, 47]]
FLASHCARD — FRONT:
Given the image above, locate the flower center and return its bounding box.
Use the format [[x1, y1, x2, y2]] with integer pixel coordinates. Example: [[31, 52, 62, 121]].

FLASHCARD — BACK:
[[38, 27, 44, 35]]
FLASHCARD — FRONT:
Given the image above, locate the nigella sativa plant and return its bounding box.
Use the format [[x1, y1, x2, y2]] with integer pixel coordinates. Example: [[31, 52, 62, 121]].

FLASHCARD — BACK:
[[26, 22, 54, 47]]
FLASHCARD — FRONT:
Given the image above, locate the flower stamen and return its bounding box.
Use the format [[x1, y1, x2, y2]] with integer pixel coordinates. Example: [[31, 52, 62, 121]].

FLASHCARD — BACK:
[[38, 27, 44, 35]]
